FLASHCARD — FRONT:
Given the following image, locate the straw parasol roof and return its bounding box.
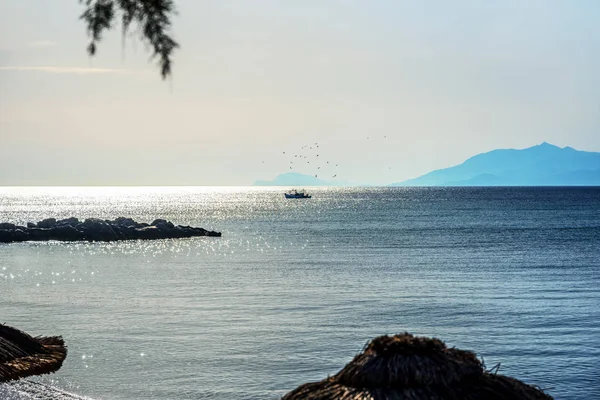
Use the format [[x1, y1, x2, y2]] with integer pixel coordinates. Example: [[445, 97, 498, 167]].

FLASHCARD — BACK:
[[283, 332, 553, 400], [0, 323, 67, 382]]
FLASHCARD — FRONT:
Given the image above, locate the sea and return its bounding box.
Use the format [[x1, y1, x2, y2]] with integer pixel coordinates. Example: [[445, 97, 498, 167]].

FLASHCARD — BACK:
[[0, 186, 599, 400]]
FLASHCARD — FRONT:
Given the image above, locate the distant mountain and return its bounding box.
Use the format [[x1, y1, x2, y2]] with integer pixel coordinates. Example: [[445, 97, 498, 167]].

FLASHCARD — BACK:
[[391, 142, 600, 186], [254, 172, 334, 186]]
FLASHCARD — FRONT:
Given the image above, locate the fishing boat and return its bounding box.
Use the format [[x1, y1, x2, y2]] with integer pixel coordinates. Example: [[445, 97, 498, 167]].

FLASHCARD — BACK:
[[285, 189, 311, 199]]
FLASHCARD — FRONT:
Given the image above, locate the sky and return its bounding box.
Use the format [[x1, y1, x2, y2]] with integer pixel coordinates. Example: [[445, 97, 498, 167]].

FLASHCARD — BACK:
[[1, 0, 599, 186]]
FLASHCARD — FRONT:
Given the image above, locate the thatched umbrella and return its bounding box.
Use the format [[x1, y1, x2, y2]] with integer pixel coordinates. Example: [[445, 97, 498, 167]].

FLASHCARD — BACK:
[[0, 323, 67, 382], [283, 332, 553, 400]]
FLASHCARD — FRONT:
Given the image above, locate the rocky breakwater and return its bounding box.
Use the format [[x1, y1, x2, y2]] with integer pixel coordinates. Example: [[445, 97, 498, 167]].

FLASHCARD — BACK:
[[0, 217, 221, 243]]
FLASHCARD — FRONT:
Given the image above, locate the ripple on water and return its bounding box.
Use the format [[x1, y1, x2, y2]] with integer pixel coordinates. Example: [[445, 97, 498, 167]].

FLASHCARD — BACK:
[[1, 187, 599, 400]]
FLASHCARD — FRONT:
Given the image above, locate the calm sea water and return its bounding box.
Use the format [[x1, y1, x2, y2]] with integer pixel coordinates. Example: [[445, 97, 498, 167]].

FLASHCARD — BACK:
[[0, 187, 599, 400]]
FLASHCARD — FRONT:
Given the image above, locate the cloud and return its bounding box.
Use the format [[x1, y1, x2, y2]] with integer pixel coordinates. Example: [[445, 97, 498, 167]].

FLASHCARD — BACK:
[[27, 40, 57, 48], [0, 66, 139, 75]]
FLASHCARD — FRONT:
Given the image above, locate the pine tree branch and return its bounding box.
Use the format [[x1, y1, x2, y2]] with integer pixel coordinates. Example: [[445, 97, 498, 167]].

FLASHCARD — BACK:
[[79, 0, 179, 79]]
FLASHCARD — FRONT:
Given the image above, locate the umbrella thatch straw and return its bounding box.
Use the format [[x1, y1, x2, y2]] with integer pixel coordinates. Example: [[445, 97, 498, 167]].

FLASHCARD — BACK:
[[283, 332, 553, 400], [0, 323, 67, 382]]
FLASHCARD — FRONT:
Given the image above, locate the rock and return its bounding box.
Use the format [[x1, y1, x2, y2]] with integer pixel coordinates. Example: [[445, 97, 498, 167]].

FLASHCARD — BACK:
[[135, 226, 162, 240], [0, 230, 14, 243], [48, 225, 81, 241], [111, 225, 135, 240], [79, 219, 118, 242], [55, 217, 79, 227], [154, 220, 176, 233], [37, 218, 57, 228], [0, 217, 221, 243], [168, 226, 187, 239], [82, 218, 102, 227], [11, 229, 29, 242], [28, 228, 50, 241], [151, 219, 169, 226], [114, 217, 137, 228]]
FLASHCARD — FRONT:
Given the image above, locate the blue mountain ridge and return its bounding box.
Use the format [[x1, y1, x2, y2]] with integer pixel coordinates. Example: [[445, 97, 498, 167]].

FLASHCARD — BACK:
[[391, 142, 600, 186]]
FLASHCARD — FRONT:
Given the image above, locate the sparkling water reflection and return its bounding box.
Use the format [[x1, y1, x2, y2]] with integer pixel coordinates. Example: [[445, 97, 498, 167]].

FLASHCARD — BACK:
[[1, 187, 599, 399]]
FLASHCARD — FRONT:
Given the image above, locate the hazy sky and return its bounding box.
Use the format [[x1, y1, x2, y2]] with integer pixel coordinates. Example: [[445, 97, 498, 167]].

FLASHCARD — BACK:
[[1, 0, 599, 185]]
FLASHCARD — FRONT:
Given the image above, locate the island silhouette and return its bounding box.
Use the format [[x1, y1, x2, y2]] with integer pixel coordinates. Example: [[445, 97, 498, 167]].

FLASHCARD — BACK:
[[393, 142, 600, 186], [256, 143, 600, 186]]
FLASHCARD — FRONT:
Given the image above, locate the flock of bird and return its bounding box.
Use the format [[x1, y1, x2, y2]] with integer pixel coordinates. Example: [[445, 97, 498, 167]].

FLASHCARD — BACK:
[[262, 136, 391, 181], [283, 143, 339, 179]]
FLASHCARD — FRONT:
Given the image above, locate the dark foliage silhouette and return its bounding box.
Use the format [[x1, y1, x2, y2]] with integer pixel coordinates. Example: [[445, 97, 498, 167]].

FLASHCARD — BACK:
[[79, 0, 178, 78]]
